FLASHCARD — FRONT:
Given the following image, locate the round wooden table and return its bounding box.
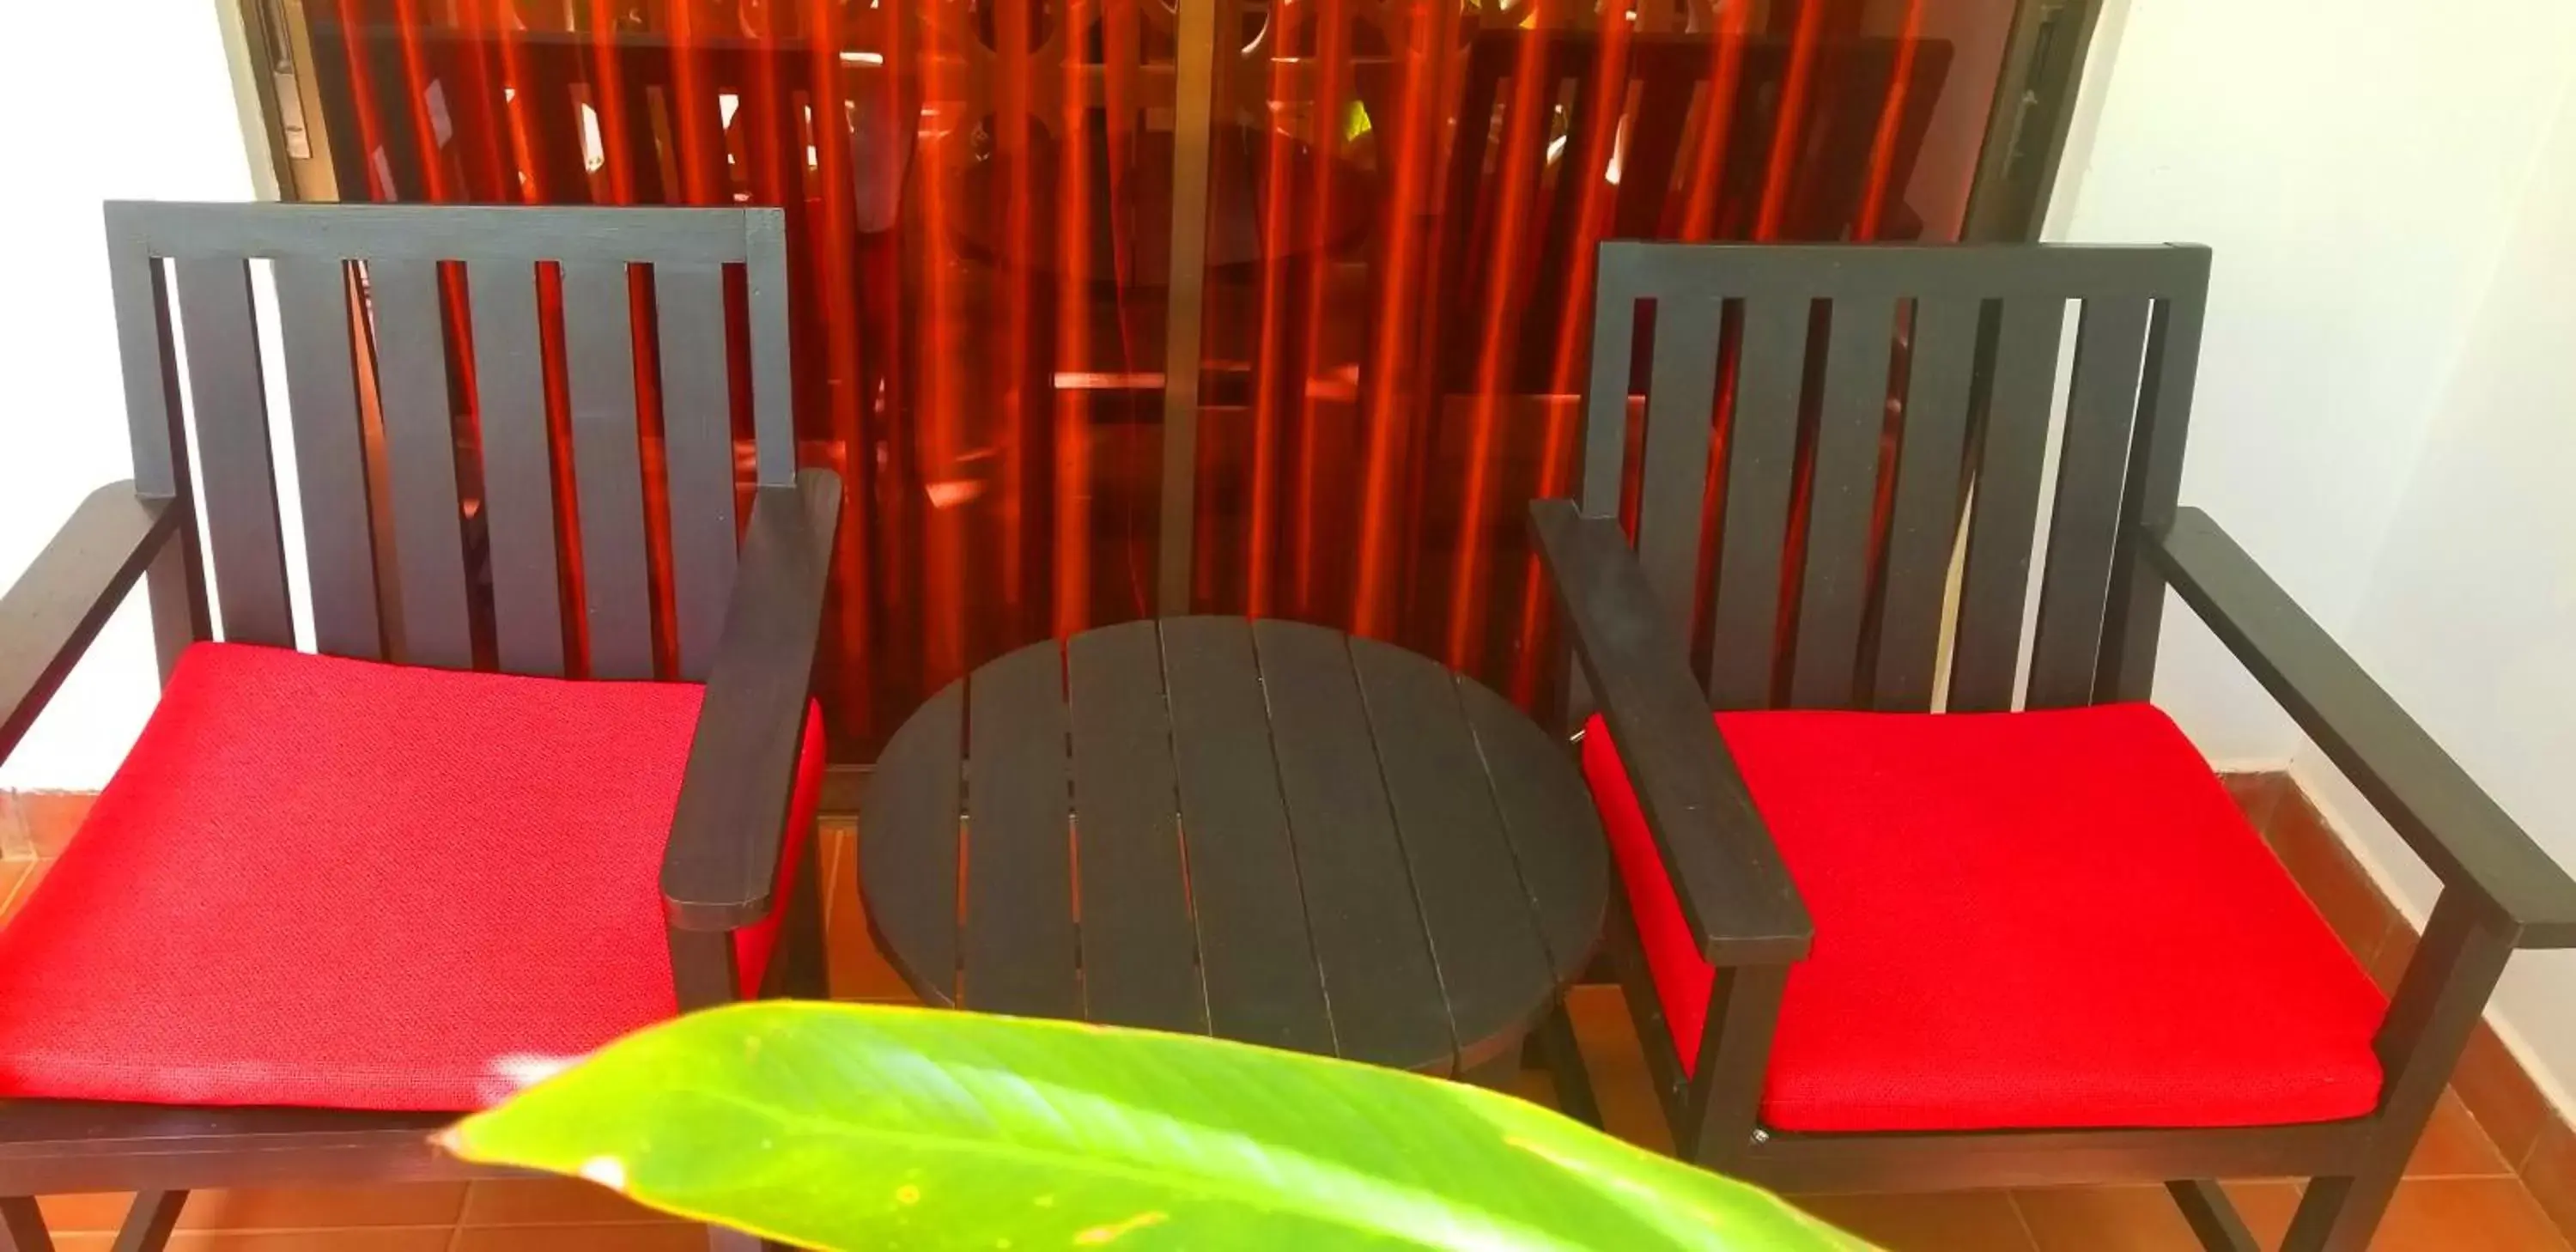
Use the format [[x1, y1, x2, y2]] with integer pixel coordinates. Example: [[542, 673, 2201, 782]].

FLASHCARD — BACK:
[[859, 617, 1607, 1103]]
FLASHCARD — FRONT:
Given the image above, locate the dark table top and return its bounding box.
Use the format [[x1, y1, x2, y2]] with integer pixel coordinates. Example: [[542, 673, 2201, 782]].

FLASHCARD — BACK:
[[859, 616, 1607, 1077]]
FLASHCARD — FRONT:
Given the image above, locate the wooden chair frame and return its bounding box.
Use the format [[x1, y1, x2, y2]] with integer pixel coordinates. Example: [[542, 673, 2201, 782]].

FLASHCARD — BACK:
[[1529, 241, 2576, 1252], [0, 203, 838, 1252]]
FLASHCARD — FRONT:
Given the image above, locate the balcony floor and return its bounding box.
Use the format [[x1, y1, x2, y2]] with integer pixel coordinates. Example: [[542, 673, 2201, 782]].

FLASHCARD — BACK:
[[0, 794, 2568, 1250]]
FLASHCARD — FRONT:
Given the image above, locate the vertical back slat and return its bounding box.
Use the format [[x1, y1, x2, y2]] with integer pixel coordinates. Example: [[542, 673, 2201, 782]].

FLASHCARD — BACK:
[[655, 262, 739, 679], [560, 260, 656, 679], [362, 258, 475, 669], [272, 258, 381, 659], [1633, 295, 1725, 618], [1867, 295, 1979, 708], [744, 212, 797, 484], [104, 221, 209, 681], [2098, 253, 2212, 702], [467, 259, 566, 677], [2027, 295, 2151, 708], [1946, 295, 2066, 712], [1568, 255, 1642, 729], [105, 218, 182, 500], [1705, 297, 1809, 709], [1786, 296, 1896, 708], [1577, 266, 1640, 514], [173, 258, 295, 647]]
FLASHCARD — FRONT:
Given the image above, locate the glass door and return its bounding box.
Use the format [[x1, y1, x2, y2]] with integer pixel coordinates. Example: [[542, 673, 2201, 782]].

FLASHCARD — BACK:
[[239, 0, 2096, 759]]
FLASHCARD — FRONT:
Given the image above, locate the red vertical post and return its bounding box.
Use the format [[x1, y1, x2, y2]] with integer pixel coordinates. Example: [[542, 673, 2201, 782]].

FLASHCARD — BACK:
[[1056, 0, 1098, 636], [1288, 0, 1350, 620], [1444, 11, 1562, 672], [1350, 0, 1460, 641]]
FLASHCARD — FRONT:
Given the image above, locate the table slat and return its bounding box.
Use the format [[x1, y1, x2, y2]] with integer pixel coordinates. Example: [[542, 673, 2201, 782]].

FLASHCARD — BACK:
[[1069, 622, 1209, 1035], [1351, 639, 1558, 1067], [857, 681, 964, 1004], [1457, 678, 1608, 986], [962, 641, 1080, 1018], [1255, 620, 1453, 1071], [1161, 617, 1335, 1054]]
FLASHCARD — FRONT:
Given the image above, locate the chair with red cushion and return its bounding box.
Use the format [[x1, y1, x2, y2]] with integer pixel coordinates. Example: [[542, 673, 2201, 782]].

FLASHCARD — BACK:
[[0, 203, 837, 1252], [1530, 242, 2576, 1252]]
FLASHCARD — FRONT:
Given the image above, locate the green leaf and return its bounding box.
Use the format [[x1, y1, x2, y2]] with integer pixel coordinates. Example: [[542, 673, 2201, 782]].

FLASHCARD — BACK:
[[443, 1001, 1867, 1251]]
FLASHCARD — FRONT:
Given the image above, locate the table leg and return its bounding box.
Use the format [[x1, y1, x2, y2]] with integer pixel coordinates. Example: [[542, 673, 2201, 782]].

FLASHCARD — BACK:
[[1529, 1000, 1603, 1129], [1460, 1048, 1522, 1091]]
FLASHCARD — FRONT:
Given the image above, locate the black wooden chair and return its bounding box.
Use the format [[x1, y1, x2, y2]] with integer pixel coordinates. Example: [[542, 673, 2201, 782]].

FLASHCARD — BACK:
[[1531, 241, 2576, 1252], [0, 203, 836, 1252]]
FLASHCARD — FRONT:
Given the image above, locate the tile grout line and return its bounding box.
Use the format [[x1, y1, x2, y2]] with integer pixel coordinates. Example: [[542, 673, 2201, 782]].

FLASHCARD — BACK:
[[0, 792, 31, 861], [821, 827, 846, 933], [2002, 1188, 2045, 1252]]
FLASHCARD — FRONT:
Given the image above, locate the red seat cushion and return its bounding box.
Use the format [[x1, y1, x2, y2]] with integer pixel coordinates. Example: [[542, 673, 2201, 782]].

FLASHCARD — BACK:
[[0, 642, 824, 1112], [1583, 702, 2386, 1133]]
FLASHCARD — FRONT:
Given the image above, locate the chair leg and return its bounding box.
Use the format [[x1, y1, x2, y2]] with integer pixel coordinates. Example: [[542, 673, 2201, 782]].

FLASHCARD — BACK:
[[111, 1191, 187, 1252], [2167, 1180, 2258, 1252], [2280, 894, 2516, 1252], [753, 820, 830, 1003], [1529, 1000, 1603, 1129], [1684, 964, 1789, 1169], [2, 1198, 52, 1252], [780, 820, 829, 1000], [671, 925, 743, 1012]]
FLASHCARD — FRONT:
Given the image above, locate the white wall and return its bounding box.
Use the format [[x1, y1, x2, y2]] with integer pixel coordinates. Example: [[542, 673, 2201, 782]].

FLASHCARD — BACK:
[[2050, 0, 2576, 765], [2292, 71, 2576, 1109], [0, 0, 256, 789], [2053, 0, 2576, 1106]]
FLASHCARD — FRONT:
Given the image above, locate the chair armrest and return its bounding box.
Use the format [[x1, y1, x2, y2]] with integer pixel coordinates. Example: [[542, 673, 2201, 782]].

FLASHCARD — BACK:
[[1529, 498, 1813, 964], [660, 469, 843, 932], [2147, 507, 2576, 948], [1, 483, 178, 763]]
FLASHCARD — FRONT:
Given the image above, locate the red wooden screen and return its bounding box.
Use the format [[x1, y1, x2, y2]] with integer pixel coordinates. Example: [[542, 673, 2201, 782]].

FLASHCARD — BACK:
[[301, 0, 2017, 758]]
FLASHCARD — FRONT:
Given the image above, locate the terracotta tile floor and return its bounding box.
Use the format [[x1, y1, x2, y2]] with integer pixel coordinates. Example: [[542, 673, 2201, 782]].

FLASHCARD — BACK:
[[3, 813, 2572, 1249]]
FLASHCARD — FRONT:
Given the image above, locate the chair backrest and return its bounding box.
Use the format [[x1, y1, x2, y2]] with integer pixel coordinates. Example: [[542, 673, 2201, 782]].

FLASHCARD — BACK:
[[1577, 242, 2210, 714], [102, 201, 793, 683]]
